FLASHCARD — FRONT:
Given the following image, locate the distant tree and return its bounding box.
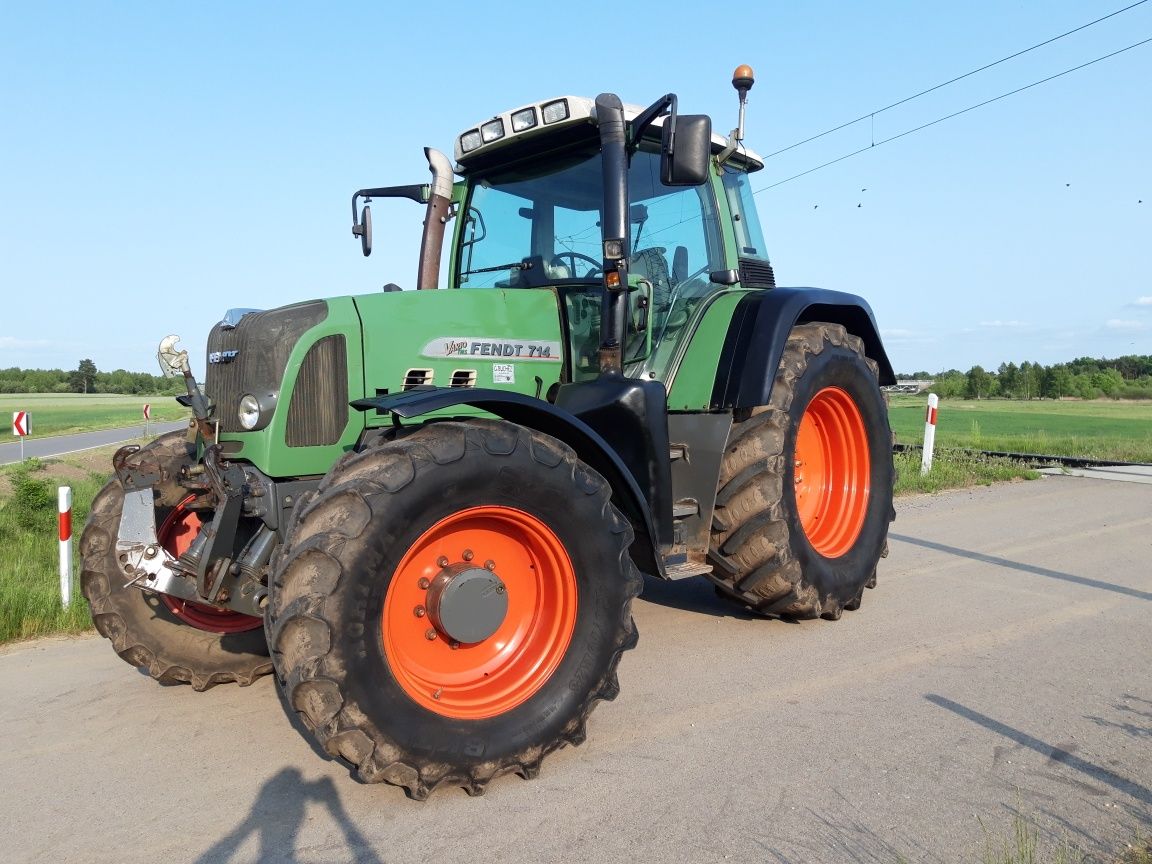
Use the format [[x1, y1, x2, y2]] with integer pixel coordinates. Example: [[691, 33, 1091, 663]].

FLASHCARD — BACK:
[[69, 358, 98, 393], [965, 365, 994, 400]]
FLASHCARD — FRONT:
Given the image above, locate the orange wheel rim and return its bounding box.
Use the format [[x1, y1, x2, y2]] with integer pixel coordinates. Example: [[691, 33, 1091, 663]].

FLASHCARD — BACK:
[[157, 496, 263, 634], [793, 386, 871, 558], [382, 506, 578, 720]]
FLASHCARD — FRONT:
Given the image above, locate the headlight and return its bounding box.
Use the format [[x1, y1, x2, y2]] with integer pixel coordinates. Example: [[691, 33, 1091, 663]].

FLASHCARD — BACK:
[[238, 392, 276, 431], [459, 129, 482, 153], [480, 118, 505, 143]]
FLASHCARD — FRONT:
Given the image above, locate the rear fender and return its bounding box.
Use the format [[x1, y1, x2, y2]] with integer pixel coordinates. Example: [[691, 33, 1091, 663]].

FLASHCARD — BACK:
[[711, 288, 895, 410], [352, 389, 664, 578]]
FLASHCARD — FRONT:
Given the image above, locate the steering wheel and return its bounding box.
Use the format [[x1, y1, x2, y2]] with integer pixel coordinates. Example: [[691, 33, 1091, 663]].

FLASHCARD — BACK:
[[551, 252, 602, 279]]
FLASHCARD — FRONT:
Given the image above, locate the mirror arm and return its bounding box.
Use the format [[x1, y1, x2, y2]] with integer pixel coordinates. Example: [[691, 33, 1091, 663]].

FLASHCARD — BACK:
[[629, 93, 677, 154]]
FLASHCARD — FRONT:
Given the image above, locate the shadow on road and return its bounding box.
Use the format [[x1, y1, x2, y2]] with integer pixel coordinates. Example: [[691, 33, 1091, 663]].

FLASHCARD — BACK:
[[194, 767, 383, 864], [925, 693, 1152, 806], [889, 533, 1152, 602], [637, 573, 763, 620]]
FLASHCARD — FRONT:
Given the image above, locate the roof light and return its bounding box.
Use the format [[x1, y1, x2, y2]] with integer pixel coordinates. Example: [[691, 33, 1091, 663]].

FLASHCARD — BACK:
[[481, 118, 505, 143], [511, 107, 537, 132], [541, 99, 569, 124], [459, 129, 483, 153]]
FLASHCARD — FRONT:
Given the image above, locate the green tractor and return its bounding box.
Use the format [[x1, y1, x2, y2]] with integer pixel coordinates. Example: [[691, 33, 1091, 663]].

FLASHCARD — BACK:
[[81, 67, 895, 798]]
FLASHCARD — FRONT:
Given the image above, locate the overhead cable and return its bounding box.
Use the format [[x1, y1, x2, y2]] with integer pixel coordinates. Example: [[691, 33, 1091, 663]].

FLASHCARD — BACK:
[[762, 0, 1150, 161]]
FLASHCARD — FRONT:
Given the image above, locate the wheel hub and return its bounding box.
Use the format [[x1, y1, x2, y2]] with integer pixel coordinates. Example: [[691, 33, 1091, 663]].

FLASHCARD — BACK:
[[426, 563, 509, 645]]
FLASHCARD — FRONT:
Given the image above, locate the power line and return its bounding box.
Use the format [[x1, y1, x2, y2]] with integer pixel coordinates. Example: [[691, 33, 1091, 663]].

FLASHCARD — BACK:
[[756, 35, 1152, 193], [762, 0, 1150, 160]]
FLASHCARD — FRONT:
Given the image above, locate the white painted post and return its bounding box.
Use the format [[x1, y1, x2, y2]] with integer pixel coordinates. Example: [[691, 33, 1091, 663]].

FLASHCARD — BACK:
[[921, 393, 939, 475], [59, 487, 73, 608]]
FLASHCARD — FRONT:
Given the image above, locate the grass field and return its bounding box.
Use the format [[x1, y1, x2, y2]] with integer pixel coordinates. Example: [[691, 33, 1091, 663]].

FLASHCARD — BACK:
[[0, 393, 188, 438], [888, 396, 1152, 463]]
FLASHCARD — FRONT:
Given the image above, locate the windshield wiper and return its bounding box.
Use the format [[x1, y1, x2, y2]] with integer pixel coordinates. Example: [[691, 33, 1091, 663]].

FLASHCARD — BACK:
[[460, 260, 534, 276]]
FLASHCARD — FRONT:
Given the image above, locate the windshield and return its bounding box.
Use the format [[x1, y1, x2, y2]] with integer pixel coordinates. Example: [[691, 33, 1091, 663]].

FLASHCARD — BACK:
[[456, 146, 724, 288], [455, 146, 725, 373]]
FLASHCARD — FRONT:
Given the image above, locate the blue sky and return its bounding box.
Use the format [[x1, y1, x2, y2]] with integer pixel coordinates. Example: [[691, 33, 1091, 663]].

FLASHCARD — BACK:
[[1, 1, 1149, 377]]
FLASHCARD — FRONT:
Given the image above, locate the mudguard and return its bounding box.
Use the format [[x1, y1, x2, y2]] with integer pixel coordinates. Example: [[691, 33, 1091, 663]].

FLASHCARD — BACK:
[[351, 388, 665, 578], [710, 287, 895, 410]]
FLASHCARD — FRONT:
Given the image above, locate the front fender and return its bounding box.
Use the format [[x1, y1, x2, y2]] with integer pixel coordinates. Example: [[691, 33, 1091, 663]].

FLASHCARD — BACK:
[[352, 388, 663, 578], [710, 287, 895, 410]]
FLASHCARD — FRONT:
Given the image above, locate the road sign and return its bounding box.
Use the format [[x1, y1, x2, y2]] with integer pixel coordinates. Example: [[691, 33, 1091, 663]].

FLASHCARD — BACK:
[[12, 411, 30, 437], [143, 404, 151, 420]]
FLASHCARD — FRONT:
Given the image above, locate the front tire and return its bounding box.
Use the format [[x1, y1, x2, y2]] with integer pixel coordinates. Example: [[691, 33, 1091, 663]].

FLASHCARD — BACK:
[[79, 431, 271, 690], [266, 419, 642, 798], [708, 322, 895, 619]]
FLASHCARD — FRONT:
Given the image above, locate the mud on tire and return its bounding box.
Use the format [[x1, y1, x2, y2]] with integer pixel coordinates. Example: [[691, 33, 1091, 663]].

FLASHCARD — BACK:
[[707, 322, 895, 619], [266, 419, 642, 799], [79, 431, 272, 691]]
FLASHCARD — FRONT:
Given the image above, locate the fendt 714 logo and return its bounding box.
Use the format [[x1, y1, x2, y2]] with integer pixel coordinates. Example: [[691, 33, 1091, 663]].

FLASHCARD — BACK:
[[208, 350, 240, 364], [422, 337, 562, 361]]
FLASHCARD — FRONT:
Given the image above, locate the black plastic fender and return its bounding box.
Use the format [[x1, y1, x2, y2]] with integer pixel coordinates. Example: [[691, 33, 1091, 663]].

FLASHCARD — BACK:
[[351, 388, 665, 578], [709, 287, 896, 410]]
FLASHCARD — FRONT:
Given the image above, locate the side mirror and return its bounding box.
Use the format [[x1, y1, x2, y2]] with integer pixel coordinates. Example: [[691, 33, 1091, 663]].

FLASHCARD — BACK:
[[352, 204, 372, 256], [661, 114, 711, 186]]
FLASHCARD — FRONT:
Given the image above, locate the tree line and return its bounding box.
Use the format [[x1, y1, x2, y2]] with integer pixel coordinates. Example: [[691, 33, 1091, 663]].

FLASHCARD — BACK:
[[0, 360, 183, 395], [899, 354, 1152, 400]]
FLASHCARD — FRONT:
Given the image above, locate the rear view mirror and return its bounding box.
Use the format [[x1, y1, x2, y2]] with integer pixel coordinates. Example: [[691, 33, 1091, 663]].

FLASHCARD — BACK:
[[661, 115, 711, 186], [352, 204, 372, 256]]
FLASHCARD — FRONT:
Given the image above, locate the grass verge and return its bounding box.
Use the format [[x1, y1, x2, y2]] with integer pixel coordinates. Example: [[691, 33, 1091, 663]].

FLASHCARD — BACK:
[[894, 449, 1039, 496], [0, 449, 117, 643]]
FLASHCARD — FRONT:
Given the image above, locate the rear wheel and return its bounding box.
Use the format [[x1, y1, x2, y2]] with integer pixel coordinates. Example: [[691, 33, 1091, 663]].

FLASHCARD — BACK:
[[79, 431, 270, 690], [708, 322, 895, 619], [266, 419, 641, 799]]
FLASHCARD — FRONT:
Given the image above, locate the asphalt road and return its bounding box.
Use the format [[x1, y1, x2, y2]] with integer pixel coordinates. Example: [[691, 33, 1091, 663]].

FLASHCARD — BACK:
[[0, 421, 187, 466], [2, 474, 1149, 863]]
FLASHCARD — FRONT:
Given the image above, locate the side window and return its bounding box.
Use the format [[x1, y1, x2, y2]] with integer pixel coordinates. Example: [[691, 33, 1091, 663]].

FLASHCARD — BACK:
[[457, 185, 532, 288]]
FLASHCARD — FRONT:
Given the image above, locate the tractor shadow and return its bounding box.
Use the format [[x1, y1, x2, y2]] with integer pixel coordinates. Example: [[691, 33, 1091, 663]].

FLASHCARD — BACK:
[[637, 573, 768, 620], [194, 766, 384, 864]]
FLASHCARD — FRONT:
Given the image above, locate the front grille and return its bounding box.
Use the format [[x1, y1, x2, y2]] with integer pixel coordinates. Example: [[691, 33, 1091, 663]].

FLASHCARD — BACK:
[[204, 301, 328, 432], [287, 335, 347, 447], [738, 256, 776, 289]]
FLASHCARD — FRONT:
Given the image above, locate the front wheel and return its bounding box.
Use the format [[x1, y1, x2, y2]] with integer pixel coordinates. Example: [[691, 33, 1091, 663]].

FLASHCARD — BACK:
[[79, 431, 271, 690], [708, 322, 895, 619], [266, 419, 642, 798]]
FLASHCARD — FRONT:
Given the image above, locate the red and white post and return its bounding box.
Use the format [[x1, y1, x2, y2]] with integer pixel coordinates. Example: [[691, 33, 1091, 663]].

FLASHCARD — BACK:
[[59, 486, 73, 608], [920, 393, 939, 475]]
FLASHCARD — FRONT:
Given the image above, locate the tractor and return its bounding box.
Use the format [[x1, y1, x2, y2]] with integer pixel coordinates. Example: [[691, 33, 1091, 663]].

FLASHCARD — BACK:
[[81, 66, 895, 799]]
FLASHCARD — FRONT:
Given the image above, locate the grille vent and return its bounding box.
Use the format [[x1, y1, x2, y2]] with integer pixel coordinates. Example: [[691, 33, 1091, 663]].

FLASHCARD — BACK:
[[738, 256, 776, 289], [449, 369, 477, 388], [203, 301, 328, 433], [403, 369, 434, 390], [286, 335, 347, 447]]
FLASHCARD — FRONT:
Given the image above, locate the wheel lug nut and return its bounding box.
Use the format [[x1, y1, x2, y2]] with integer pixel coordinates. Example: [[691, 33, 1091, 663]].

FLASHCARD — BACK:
[[414, 605, 426, 618], [795, 476, 803, 484], [484, 559, 496, 571], [432, 688, 442, 700], [450, 641, 460, 650], [436, 556, 449, 568], [462, 549, 474, 562], [418, 577, 430, 589], [425, 628, 437, 641], [795, 459, 803, 468]]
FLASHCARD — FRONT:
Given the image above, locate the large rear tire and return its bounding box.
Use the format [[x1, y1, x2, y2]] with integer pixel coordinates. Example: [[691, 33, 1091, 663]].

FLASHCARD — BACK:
[[708, 322, 895, 619], [79, 431, 271, 690], [266, 419, 642, 799]]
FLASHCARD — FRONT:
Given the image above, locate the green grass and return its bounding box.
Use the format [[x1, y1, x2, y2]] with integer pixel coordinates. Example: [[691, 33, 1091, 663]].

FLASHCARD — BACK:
[[889, 396, 1152, 463], [894, 449, 1039, 496], [0, 455, 112, 643], [0, 392, 188, 438]]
